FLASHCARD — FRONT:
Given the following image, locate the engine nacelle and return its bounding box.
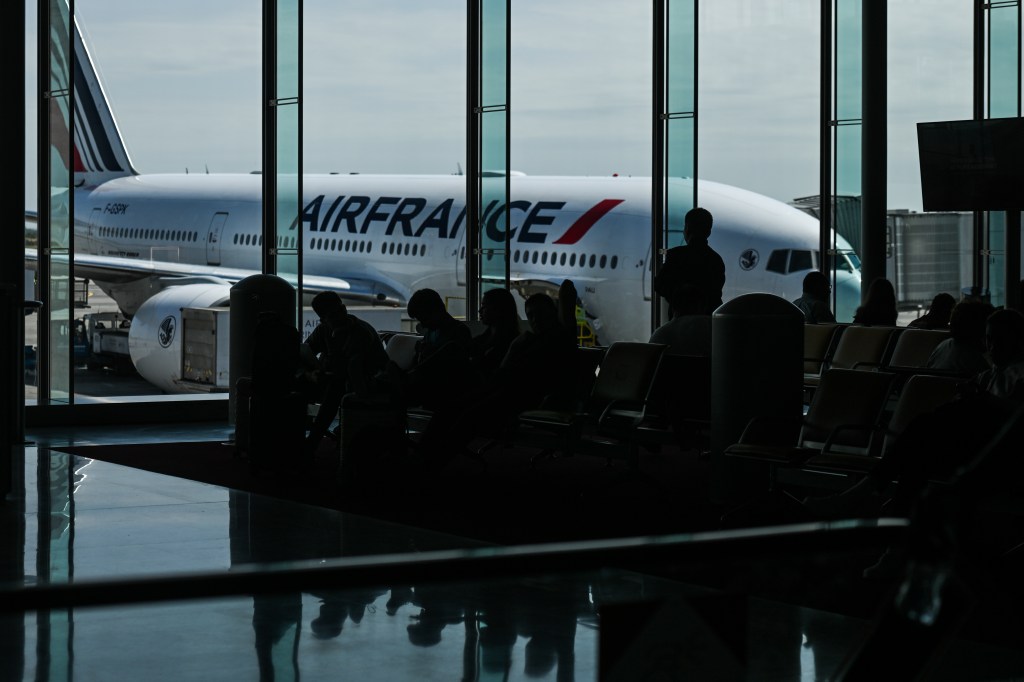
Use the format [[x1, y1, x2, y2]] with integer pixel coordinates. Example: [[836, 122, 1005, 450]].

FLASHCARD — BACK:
[[129, 283, 232, 393]]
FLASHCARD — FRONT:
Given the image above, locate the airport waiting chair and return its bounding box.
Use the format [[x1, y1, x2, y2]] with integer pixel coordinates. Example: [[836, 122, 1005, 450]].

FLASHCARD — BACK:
[[639, 353, 712, 452], [883, 328, 949, 372], [802, 323, 845, 397], [803, 326, 900, 401], [385, 332, 421, 371], [725, 368, 896, 492], [514, 341, 668, 469], [799, 372, 962, 478]]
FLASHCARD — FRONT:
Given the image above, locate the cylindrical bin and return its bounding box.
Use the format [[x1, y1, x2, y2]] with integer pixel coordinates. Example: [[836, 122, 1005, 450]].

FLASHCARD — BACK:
[[229, 274, 296, 430], [711, 293, 804, 503]]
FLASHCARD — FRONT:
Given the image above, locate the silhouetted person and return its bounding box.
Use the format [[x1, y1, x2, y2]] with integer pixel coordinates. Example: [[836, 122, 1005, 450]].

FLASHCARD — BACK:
[[300, 291, 388, 456], [469, 287, 521, 383], [925, 300, 993, 376], [441, 293, 579, 458], [498, 293, 580, 411], [908, 292, 955, 330], [401, 287, 474, 411], [649, 282, 712, 357], [654, 207, 726, 316], [853, 277, 898, 326], [792, 270, 836, 324], [557, 279, 582, 346]]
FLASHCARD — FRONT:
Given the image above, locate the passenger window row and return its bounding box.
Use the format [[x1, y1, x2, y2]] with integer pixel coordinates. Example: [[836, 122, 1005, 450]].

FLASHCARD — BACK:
[[99, 226, 199, 242], [455, 246, 619, 270]]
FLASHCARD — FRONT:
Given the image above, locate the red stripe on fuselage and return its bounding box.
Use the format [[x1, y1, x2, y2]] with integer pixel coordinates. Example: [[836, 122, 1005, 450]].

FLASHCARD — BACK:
[[552, 199, 624, 245]]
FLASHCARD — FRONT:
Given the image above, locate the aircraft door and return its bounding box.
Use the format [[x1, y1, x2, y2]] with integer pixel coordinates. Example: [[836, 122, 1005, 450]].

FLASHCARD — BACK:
[[87, 207, 102, 250], [455, 228, 467, 286], [206, 212, 228, 266]]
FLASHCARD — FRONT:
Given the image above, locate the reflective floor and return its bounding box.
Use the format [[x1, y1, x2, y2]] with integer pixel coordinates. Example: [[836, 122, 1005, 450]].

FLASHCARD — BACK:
[[3, 423, 1024, 680]]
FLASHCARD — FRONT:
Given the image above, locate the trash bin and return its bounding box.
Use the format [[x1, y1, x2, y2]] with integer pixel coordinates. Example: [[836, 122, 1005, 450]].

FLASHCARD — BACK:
[[229, 274, 296, 431], [711, 293, 804, 503]]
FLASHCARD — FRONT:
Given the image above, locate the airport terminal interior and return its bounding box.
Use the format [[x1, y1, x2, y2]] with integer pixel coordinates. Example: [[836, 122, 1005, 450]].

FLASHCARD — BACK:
[[4, 2, 1024, 680]]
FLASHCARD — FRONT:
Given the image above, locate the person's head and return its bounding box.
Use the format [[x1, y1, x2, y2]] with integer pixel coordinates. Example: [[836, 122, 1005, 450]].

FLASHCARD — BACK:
[[802, 271, 831, 302], [524, 293, 559, 334], [985, 308, 1024, 367], [949, 300, 994, 343], [311, 291, 347, 329], [683, 207, 713, 244], [926, 292, 956, 324], [407, 288, 447, 327], [479, 287, 518, 330], [863, 277, 896, 310]]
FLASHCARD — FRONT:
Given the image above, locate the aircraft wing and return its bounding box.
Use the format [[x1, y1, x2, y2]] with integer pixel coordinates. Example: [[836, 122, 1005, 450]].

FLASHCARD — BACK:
[[24, 248, 404, 307]]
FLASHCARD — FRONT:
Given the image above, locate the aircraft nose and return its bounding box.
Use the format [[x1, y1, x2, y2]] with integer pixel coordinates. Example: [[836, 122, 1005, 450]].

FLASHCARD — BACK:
[[833, 274, 862, 323]]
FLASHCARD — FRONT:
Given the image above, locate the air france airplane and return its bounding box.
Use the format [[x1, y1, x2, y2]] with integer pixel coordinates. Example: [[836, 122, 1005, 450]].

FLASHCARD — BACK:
[[31, 7, 861, 393]]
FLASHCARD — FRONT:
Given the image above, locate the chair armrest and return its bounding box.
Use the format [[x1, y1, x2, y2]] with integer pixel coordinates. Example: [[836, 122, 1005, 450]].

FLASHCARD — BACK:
[[736, 415, 802, 447], [820, 422, 879, 455]]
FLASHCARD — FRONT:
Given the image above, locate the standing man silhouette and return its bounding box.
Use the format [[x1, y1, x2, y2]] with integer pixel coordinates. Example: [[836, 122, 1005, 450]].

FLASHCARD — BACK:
[[653, 207, 726, 317]]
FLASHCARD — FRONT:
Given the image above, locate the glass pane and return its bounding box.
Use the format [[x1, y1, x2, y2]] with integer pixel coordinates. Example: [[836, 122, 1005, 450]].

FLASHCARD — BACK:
[[277, 0, 301, 101], [835, 123, 861, 197], [480, 104, 507, 285], [988, 211, 1006, 308], [835, 0, 862, 122], [277, 0, 301, 317], [665, 117, 695, 250], [47, 0, 73, 404], [277, 103, 301, 299], [666, 0, 696, 114], [49, 253, 71, 404], [988, 6, 1020, 119], [481, 0, 508, 108]]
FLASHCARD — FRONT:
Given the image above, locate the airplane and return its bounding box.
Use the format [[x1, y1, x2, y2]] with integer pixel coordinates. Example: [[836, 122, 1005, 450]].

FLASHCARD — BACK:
[[27, 6, 862, 394]]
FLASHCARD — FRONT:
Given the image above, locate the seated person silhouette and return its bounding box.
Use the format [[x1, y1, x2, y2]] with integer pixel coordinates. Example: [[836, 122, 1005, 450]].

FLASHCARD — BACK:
[[649, 282, 712, 357], [299, 291, 388, 456], [397, 287, 475, 411], [853, 277, 898, 326], [469, 287, 522, 384], [436, 293, 579, 461], [925, 299, 993, 375], [791, 270, 836, 324], [908, 292, 956, 330]]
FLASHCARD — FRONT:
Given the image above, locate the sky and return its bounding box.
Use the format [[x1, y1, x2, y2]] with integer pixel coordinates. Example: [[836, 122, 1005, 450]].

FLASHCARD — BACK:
[[25, 0, 977, 213]]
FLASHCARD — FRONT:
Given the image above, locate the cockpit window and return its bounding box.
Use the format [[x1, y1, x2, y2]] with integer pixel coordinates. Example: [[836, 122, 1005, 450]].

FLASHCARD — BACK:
[[790, 250, 813, 273], [766, 249, 789, 274], [830, 251, 860, 273]]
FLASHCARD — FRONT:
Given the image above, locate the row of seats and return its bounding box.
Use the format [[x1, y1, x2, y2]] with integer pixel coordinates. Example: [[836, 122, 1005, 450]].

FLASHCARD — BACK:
[[365, 326, 969, 484], [726, 369, 964, 491], [804, 323, 955, 391]]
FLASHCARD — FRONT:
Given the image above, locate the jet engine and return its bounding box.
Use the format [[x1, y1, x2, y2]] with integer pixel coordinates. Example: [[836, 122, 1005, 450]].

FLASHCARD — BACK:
[[129, 283, 232, 393]]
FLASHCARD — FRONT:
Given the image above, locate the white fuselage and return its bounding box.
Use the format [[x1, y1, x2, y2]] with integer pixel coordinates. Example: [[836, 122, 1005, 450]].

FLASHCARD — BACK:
[[74, 173, 860, 344]]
